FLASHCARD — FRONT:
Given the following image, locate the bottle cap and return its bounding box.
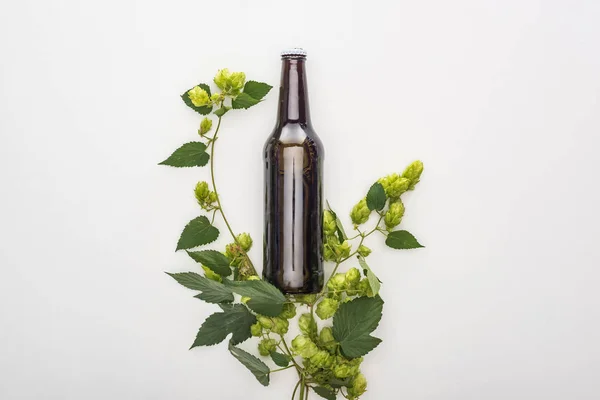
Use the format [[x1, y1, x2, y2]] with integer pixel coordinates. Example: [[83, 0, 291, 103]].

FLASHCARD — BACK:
[[281, 48, 307, 59]]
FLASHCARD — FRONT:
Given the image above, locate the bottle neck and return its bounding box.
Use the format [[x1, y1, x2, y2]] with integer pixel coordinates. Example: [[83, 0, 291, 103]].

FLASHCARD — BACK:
[[277, 58, 311, 126]]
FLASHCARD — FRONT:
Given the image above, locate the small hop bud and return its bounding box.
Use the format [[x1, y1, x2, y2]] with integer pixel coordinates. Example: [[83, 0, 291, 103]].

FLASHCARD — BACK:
[[250, 322, 262, 337], [229, 72, 246, 94], [298, 313, 317, 336], [323, 210, 337, 236], [357, 245, 372, 257], [208, 191, 218, 204], [241, 296, 251, 304], [316, 297, 340, 320], [295, 294, 317, 305], [310, 350, 334, 369], [402, 160, 424, 190], [279, 303, 297, 320], [350, 199, 371, 225], [319, 327, 337, 353], [258, 338, 277, 356], [345, 267, 361, 288], [236, 233, 253, 251], [187, 86, 210, 107], [194, 181, 209, 204], [271, 317, 289, 335], [327, 273, 347, 292], [291, 335, 319, 358], [336, 240, 351, 259], [199, 117, 212, 135], [384, 199, 405, 229], [348, 373, 368, 398], [257, 315, 273, 330], [213, 68, 231, 91], [378, 173, 410, 199], [202, 266, 222, 282], [246, 275, 260, 281], [323, 235, 340, 262]]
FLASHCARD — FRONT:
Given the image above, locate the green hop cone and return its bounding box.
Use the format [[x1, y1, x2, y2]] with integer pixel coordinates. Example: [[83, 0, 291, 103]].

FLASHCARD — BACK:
[[350, 198, 371, 225], [327, 273, 347, 292], [336, 240, 351, 259], [213, 68, 231, 91], [299, 313, 317, 336], [225, 243, 243, 265], [229, 72, 246, 95], [324, 235, 340, 262], [202, 266, 222, 282], [236, 233, 253, 251], [358, 278, 374, 297], [257, 315, 274, 330], [347, 373, 367, 398], [295, 294, 317, 305], [258, 338, 277, 356], [333, 356, 363, 378], [345, 267, 361, 289], [271, 317, 289, 335], [316, 297, 340, 320], [187, 86, 210, 107], [291, 335, 319, 358], [402, 160, 424, 190], [378, 173, 410, 199], [384, 199, 405, 229], [210, 93, 222, 104], [357, 245, 372, 257], [208, 191, 217, 204], [199, 117, 212, 135], [279, 302, 297, 320], [250, 322, 262, 337], [310, 350, 334, 369], [319, 327, 337, 353], [323, 210, 337, 236], [194, 181, 209, 204]]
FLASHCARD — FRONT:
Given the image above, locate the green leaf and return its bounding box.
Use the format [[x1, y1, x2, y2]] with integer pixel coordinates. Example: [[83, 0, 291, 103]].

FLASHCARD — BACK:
[[270, 351, 291, 367], [332, 296, 384, 358], [326, 377, 352, 389], [191, 304, 256, 348], [214, 106, 230, 117], [232, 92, 260, 109], [229, 342, 270, 386], [366, 182, 386, 211], [385, 230, 424, 249], [176, 216, 219, 251], [223, 280, 286, 317], [186, 250, 231, 277], [312, 386, 336, 400], [159, 142, 210, 167], [181, 83, 212, 115], [242, 81, 272, 101], [326, 201, 347, 242], [358, 256, 381, 296], [165, 272, 234, 303]]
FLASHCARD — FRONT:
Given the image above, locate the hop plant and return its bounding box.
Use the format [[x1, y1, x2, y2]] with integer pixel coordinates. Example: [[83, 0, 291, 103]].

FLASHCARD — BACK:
[[350, 198, 371, 225], [213, 68, 246, 95], [384, 199, 405, 229]]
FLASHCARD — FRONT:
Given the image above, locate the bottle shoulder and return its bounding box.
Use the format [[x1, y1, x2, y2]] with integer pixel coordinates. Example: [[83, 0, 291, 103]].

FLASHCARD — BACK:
[[264, 123, 323, 151]]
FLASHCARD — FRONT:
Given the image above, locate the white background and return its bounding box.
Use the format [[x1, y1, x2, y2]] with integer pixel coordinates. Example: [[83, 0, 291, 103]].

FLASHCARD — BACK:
[[1, 0, 599, 399]]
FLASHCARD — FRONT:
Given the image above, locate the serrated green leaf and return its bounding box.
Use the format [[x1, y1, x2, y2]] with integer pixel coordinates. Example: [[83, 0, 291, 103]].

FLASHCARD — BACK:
[[232, 92, 260, 109], [270, 351, 291, 367], [385, 230, 424, 249], [191, 304, 256, 348], [165, 272, 233, 303], [229, 342, 270, 386], [223, 280, 286, 317], [243, 81, 272, 101], [181, 83, 212, 115], [312, 386, 336, 400], [332, 296, 384, 358], [176, 216, 219, 251], [159, 142, 210, 167], [326, 201, 347, 242], [358, 256, 381, 297], [214, 106, 230, 117], [186, 250, 231, 277], [366, 182, 386, 211]]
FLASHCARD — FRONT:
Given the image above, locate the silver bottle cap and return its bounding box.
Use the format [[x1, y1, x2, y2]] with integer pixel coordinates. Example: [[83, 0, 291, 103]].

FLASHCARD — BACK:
[[281, 48, 307, 59]]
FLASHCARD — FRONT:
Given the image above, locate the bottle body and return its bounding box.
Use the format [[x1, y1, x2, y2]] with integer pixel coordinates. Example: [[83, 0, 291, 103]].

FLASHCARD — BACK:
[[263, 51, 324, 293]]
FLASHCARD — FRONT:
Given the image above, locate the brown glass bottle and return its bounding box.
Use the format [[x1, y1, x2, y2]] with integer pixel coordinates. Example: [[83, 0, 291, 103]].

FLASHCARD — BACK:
[[263, 49, 324, 294]]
